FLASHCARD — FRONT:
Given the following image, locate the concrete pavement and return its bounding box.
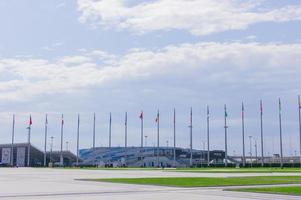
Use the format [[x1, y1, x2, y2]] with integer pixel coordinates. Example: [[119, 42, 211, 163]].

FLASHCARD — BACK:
[[0, 168, 300, 200]]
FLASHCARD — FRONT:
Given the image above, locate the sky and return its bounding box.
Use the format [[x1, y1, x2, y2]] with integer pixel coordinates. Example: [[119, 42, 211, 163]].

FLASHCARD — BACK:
[[0, 0, 301, 157]]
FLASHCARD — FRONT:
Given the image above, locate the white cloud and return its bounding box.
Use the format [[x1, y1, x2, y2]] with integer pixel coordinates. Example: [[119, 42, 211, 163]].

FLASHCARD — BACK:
[[60, 55, 92, 64], [77, 0, 301, 36], [0, 42, 300, 102]]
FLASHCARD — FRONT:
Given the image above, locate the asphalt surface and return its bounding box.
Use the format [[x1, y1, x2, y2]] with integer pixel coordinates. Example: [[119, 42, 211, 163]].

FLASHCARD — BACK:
[[0, 168, 300, 200]]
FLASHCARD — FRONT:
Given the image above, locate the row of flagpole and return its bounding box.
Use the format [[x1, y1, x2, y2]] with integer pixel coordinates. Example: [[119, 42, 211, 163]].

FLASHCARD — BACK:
[[8, 96, 301, 167]]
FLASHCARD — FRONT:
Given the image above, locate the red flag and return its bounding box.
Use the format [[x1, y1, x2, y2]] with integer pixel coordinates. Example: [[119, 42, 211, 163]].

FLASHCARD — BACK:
[[29, 115, 32, 126], [139, 111, 143, 120]]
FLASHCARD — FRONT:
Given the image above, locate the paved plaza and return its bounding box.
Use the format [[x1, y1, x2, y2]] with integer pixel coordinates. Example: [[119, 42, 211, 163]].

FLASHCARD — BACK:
[[0, 168, 300, 200]]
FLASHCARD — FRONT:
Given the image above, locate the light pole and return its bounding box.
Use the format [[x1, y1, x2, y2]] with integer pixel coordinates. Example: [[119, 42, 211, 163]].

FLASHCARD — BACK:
[[254, 138, 258, 164], [50, 136, 54, 163], [66, 141, 69, 151], [249, 136, 253, 167], [201, 140, 206, 167], [145, 135, 148, 147]]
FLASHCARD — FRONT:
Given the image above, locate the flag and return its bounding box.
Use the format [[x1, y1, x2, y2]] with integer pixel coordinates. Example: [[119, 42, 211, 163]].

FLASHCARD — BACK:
[[125, 112, 127, 126], [224, 105, 228, 118], [155, 111, 159, 123], [242, 102, 244, 118], [260, 100, 263, 115], [190, 107, 192, 124], [207, 106, 209, 117], [29, 115, 32, 126], [45, 114, 48, 125], [61, 114, 64, 125], [173, 108, 176, 124], [139, 111, 143, 120], [279, 98, 282, 114], [298, 95, 301, 109]]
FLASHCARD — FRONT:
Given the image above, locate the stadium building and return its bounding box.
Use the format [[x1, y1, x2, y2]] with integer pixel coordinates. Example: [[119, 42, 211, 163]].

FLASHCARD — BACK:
[[79, 147, 225, 167]]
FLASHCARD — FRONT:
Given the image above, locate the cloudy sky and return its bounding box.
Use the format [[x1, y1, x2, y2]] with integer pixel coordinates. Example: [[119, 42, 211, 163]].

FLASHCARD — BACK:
[[0, 0, 301, 156]]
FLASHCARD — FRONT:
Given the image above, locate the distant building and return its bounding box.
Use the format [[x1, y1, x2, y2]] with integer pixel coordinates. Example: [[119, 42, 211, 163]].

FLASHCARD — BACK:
[[79, 147, 225, 167], [0, 143, 77, 167], [0, 143, 43, 167]]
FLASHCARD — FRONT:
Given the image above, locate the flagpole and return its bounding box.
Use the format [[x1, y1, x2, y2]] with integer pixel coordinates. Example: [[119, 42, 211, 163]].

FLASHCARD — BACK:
[[298, 95, 301, 167], [173, 108, 176, 167], [109, 113, 112, 148], [11, 114, 15, 166], [157, 110, 160, 167], [189, 107, 193, 167], [124, 112, 128, 166], [224, 105, 228, 167], [76, 114, 80, 166], [44, 114, 48, 167], [207, 106, 210, 167], [125, 112, 127, 148], [60, 114, 64, 166], [27, 115, 32, 167], [242, 102, 246, 167], [278, 98, 283, 168], [141, 111, 144, 148], [260, 100, 264, 167], [93, 113, 96, 149]]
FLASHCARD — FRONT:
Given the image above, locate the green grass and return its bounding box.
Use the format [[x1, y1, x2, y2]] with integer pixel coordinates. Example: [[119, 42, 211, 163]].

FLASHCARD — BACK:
[[233, 186, 301, 196], [169, 168, 301, 173], [58, 167, 301, 173], [87, 176, 301, 187]]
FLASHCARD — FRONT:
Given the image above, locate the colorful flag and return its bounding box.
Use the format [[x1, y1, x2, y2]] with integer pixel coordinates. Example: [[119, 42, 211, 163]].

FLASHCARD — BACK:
[[224, 105, 228, 118], [29, 115, 32, 126]]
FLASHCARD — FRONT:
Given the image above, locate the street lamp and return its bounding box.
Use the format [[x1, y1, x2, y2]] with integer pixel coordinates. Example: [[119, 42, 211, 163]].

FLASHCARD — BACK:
[[66, 141, 69, 151], [249, 136, 253, 167], [254, 138, 258, 164], [144, 135, 148, 147], [50, 136, 54, 163]]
